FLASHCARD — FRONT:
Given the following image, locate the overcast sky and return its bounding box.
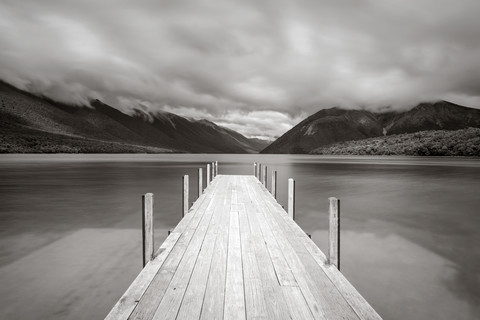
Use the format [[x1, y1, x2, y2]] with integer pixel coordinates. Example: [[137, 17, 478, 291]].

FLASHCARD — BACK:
[[1, 0, 480, 139]]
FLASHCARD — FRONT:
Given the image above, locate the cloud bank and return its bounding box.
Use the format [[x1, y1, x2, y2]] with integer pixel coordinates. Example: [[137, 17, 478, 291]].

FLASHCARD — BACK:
[[1, 0, 480, 138]]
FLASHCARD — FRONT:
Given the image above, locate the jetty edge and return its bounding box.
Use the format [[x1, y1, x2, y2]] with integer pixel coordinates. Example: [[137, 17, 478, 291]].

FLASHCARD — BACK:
[[106, 161, 383, 320]]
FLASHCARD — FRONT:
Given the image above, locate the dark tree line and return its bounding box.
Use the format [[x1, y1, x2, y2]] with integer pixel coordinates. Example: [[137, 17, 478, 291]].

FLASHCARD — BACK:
[[311, 128, 480, 157]]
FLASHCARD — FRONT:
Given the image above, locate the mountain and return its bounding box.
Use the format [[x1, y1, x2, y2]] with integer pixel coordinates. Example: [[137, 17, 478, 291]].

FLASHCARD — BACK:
[[0, 81, 264, 153], [261, 108, 384, 154], [262, 101, 480, 154], [381, 101, 480, 134]]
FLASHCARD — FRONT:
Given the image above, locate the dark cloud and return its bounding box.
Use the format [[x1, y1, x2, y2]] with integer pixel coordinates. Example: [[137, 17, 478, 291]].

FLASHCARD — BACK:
[[1, 0, 479, 138]]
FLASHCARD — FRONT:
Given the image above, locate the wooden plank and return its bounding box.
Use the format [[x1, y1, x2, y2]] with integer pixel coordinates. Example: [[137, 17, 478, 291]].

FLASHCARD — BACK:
[[241, 179, 292, 320], [142, 193, 154, 267], [329, 197, 340, 269], [176, 176, 230, 320], [252, 181, 360, 320], [300, 238, 383, 320], [237, 182, 269, 320], [173, 234, 218, 320], [243, 178, 297, 287], [224, 190, 246, 320], [150, 178, 221, 320], [128, 178, 221, 320], [108, 175, 381, 320], [245, 181, 325, 320], [200, 177, 232, 320], [105, 232, 181, 320], [249, 177, 381, 319], [282, 286, 315, 320]]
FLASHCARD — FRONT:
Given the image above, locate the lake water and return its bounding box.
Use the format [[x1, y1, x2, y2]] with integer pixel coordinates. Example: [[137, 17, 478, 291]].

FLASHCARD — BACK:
[[0, 154, 479, 320]]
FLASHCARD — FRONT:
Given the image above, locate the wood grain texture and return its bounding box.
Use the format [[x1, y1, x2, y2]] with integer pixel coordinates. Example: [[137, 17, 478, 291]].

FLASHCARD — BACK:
[[271, 170, 277, 199], [328, 197, 340, 269], [142, 193, 154, 267], [288, 178, 295, 220], [183, 175, 189, 217], [107, 175, 382, 320]]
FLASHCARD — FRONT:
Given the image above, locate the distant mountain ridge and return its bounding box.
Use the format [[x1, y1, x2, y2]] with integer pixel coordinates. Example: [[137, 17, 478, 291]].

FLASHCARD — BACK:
[[261, 101, 480, 154], [0, 81, 270, 153]]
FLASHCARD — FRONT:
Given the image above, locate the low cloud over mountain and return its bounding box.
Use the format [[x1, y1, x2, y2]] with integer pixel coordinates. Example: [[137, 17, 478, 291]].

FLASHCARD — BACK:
[[1, 0, 480, 139]]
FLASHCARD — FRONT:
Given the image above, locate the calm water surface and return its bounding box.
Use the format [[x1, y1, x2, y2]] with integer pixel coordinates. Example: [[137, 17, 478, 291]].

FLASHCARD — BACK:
[[0, 154, 479, 320]]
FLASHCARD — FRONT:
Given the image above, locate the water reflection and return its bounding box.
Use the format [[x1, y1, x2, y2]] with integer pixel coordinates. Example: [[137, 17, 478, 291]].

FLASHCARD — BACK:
[[0, 154, 479, 319]]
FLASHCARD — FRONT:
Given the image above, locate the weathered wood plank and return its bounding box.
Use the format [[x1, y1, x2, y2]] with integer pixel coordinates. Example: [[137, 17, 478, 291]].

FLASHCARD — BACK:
[[173, 233, 218, 320], [251, 178, 361, 320], [242, 179, 292, 320], [224, 186, 246, 320], [300, 238, 383, 320], [128, 178, 222, 320], [237, 182, 269, 320], [249, 177, 381, 319], [200, 178, 232, 320], [108, 175, 381, 320], [105, 232, 181, 320], [282, 286, 315, 320], [150, 180, 220, 319]]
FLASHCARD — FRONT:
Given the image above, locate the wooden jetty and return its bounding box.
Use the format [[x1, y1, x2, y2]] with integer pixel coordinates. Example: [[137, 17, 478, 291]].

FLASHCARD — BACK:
[[106, 162, 382, 320]]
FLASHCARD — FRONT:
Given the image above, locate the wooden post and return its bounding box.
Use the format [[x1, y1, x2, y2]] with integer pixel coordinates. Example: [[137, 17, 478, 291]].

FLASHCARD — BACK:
[[142, 193, 154, 267], [198, 168, 203, 197], [211, 162, 215, 178], [254, 162, 257, 178], [206, 164, 210, 187], [272, 170, 277, 199], [263, 165, 268, 188], [288, 178, 295, 220], [328, 197, 340, 270], [215, 161, 218, 176], [183, 175, 189, 217], [260, 164, 265, 186], [258, 163, 262, 181]]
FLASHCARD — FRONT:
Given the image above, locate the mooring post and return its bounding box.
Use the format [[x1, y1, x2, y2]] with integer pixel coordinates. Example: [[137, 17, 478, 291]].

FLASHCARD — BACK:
[[263, 165, 268, 188], [206, 164, 211, 187], [272, 170, 277, 199], [183, 175, 189, 217], [211, 162, 214, 179], [261, 164, 265, 185], [215, 161, 218, 176], [198, 168, 203, 197], [142, 193, 154, 267], [288, 178, 295, 220], [254, 162, 257, 178], [328, 197, 340, 270], [258, 163, 262, 182]]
